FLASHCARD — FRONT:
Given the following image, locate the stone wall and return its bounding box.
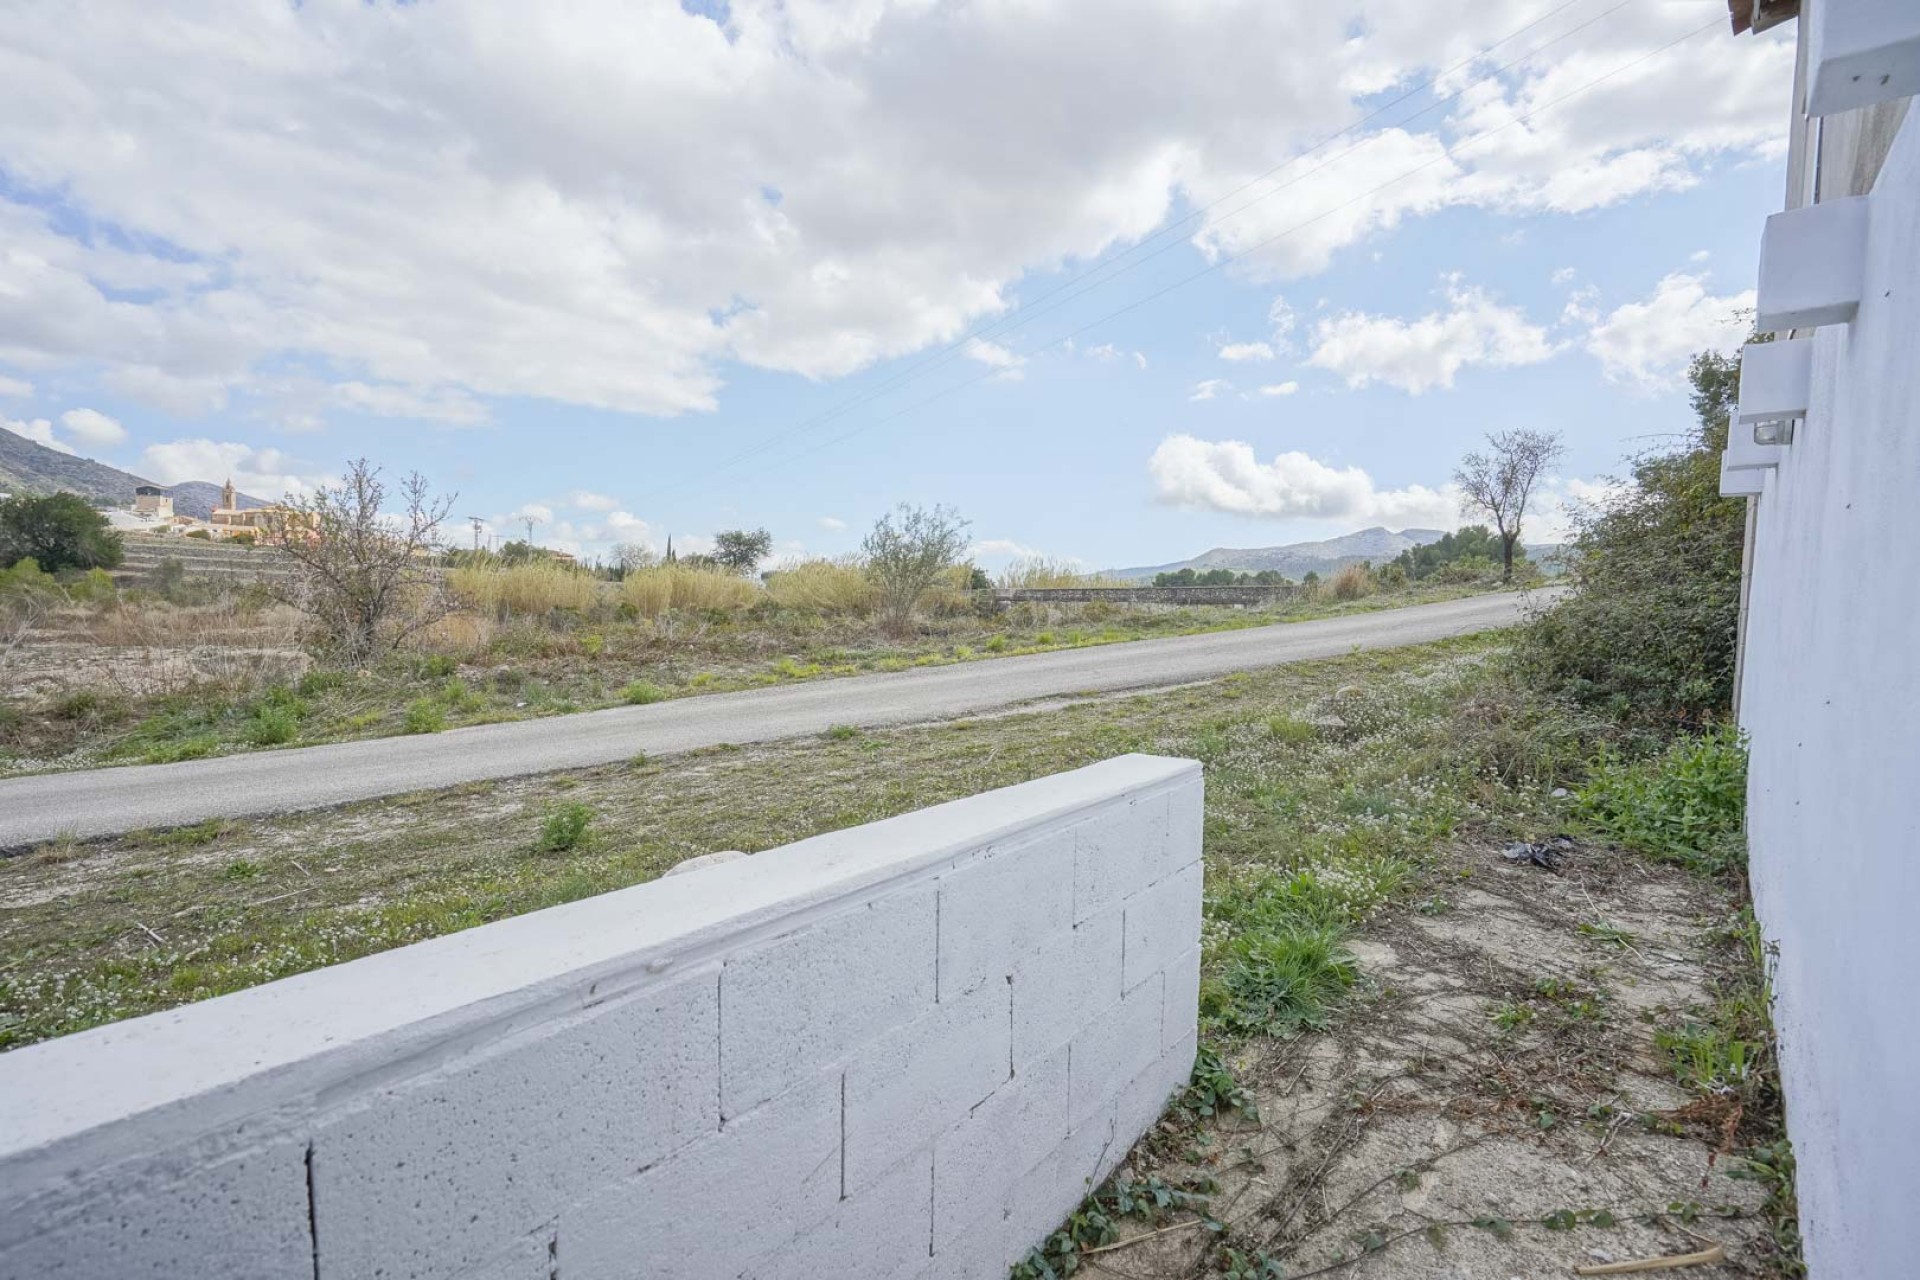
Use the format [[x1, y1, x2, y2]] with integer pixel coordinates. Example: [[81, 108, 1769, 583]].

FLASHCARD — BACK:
[[0, 754, 1204, 1280]]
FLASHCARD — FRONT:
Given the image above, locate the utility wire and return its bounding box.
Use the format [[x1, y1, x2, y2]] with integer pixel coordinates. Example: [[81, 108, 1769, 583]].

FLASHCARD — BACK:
[[730, 16, 1724, 482], [638, 0, 1626, 499]]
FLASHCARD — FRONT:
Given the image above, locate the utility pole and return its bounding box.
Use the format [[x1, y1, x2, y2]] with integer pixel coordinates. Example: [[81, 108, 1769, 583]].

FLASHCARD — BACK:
[[467, 516, 485, 553], [523, 514, 543, 545]]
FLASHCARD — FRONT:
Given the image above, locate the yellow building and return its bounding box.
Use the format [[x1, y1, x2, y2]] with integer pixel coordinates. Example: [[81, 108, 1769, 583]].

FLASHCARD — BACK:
[[132, 485, 174, 520]]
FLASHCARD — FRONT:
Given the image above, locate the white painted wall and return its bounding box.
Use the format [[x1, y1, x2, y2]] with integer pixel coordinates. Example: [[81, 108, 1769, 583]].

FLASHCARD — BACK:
[[0, 754, 1204, 1280], [1739, 87, 1920, 1279]]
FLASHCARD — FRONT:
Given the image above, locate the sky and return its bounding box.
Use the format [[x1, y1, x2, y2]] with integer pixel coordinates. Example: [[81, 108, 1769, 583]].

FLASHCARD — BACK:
[[0, 0, 1793, 569]]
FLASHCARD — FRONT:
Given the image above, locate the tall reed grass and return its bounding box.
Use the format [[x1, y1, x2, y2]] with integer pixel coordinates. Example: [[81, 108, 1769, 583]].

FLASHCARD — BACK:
[[996, 557, 1128, 589], [618, 567, 759, 618], [763, 558, 876, 615], [447, 561, 601, 615]]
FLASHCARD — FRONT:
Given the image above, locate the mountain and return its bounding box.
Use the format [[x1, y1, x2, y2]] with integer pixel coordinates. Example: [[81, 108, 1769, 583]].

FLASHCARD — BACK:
[[1107, 527, 1449, 582], [0, 429, 266, 519]]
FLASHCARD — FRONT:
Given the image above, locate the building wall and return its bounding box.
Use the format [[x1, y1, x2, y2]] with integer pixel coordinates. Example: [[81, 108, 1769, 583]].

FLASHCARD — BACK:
[[0, 754, 1204, 1280], [1740, 99, 1920, 1278]]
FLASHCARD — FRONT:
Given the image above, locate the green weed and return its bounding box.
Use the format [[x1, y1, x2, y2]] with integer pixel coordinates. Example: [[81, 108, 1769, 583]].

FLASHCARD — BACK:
[[537, 802, 595, 853]]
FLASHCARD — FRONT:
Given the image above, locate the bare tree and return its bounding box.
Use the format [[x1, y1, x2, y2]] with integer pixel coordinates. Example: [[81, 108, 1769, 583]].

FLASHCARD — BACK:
[[1455, 429, 1564, 582], [270, 459, 455, 662], [861, 503, 970, 631]]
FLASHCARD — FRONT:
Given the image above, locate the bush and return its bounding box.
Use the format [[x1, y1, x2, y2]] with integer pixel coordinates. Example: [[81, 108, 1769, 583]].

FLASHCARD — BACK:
[[402, 698, 447, 734], [537, 802, 594, 852], [0, 493, 124, 573], [1328, 563, 1375, 601], [448, 560, 600, 616], [621, 680, 668, 705], [246, 707, 301, 746], [1517, 350, 1746, 728], [1579, 725, 1747, 874], [618, 566, 758, 618], [763, 558, 876, 615]]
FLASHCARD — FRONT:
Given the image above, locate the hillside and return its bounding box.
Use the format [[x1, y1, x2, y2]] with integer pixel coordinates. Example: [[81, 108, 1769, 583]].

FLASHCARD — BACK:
[[1108, 526, 1447, 582], [0, 429, 266, 518]]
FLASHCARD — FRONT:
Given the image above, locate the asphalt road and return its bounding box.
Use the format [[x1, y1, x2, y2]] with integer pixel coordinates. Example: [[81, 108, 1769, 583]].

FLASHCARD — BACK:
[[0, 590, 1547, 847]]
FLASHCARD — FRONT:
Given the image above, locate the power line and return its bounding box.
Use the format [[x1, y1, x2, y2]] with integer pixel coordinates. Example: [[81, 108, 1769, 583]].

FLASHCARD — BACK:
[[727, 16, 1725, 482], [642, 0, 1634, 499]]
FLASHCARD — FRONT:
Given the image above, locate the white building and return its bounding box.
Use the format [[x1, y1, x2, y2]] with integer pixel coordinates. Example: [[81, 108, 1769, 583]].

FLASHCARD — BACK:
[[1723, 2, 1919, 1275]]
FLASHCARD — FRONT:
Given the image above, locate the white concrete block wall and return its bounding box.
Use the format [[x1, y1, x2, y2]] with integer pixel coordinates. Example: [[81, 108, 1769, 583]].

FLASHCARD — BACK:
[[0, 754, 1203, 1280], [1739, 78, 1920, 1279]]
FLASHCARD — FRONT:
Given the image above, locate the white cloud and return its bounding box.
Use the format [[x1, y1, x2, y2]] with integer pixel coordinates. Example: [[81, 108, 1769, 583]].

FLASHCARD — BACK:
[[1148, 434, 1456, 527], [0, 2, 1790, 427], [0, 374, 31, 399], [329, 381, 488, 426], [59, 407, 126, 448], [1550, 267, 1577, 286], [1133, 352, 1149, 370], [1189, 378, 1232, 402], [138, 439, 329, 499], [1258, 381, 1300, 397], [817, 515, 848, 531], [1584, 271, 1753, 390], [970, 538, 1048, 564], [963, 338, 1025, 380], [1689, 249, 1711, 262], [1218, 341, 1274, 362], [504, 503, 556, 528], [4, 417, 73, 455], [568, 490, 621, 512], [1306, 278, 1557, 393]]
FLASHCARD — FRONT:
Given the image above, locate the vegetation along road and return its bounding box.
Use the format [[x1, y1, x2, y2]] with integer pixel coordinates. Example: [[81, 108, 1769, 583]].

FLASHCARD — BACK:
[[0, 589, 1547, 847]]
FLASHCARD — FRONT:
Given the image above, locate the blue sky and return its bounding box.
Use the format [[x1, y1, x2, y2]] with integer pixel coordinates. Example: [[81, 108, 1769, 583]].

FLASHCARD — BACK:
[[0, 1, 1791, 568]]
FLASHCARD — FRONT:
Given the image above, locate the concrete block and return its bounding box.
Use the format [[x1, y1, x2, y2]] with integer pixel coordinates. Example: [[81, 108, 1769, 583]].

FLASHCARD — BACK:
[[1737, 338, 1815, 423], [1167, 777, 1204, 869], [1072, 792, 1172, 924], [931, 1046, 1070, 1251], [312, 968, 720, 1280], [1010, 908, 1123, 1069], [936, 832, 1072, 1000], [0, 1131, 312, 1280], [1111, 1034, 1196, 1158], [1121, 862, 1203, 993], [1067, 972, 1164, 1130], [1721, 454, 1769, 497], [721, 885, 936, 1118], [845, 982, 1010, 1194], [1162, 948, 1201, 1053], [741, 1149, 933, 1280], [562, 1071, 841, 1280], [1756, 197, 1869, 332], [1807, 0, 1920, 115]]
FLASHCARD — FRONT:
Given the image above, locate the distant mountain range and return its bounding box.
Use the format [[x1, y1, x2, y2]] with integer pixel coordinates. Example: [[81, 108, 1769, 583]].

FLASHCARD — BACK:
[[0, 429, 268, 519], [1107, 526, 1449, 582]]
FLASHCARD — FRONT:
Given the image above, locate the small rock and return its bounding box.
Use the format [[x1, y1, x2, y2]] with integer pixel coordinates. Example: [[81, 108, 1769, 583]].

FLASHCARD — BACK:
[[1551, 786, 1571, 799], [1588, 1249, 1616, 1264]]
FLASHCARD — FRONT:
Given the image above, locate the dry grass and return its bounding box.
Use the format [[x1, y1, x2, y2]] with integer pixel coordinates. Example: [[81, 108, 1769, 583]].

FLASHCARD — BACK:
[[447, 561, 602, 615], [763, 558, 876, 615], [996, 556, 1126, 589], [1328, 562, 1377, 601], [617, 566, 759, 618]]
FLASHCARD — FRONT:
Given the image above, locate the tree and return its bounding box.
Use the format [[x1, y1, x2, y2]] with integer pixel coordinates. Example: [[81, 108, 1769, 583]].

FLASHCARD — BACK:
[[861, 503, 970, 630], [712, 528, 773, 576], [0, 493, 124, 573], [269, 459, 455, 662], [1516, 349, 1747, 727], [1455, 428, 1564, 581], [1392, 526, 1513, 581]]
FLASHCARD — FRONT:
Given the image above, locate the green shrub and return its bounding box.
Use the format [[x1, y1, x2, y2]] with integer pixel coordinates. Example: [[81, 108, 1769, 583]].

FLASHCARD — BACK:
[[246, 707, 300, 746], [1579, 725, 1747, 872], [621, 680, 668, 705], [402, 699, 447, 734], [0, 493, 123, 572], [537, 802, 594, 852], [1517, 349, 1747, 728], [1203, 925, 1355, 1037]]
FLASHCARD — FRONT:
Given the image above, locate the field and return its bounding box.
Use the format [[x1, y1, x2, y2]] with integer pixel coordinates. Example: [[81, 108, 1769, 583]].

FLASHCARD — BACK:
[[0, 547, 1498, 774]]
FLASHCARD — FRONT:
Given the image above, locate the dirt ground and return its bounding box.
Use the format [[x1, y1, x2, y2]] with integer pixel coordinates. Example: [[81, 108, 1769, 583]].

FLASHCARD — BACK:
[[1096, 837, 1775, 1279]]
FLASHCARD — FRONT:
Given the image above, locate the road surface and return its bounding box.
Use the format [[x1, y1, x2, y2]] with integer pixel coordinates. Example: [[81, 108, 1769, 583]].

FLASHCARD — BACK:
[[0, 590, 1546, 847]]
